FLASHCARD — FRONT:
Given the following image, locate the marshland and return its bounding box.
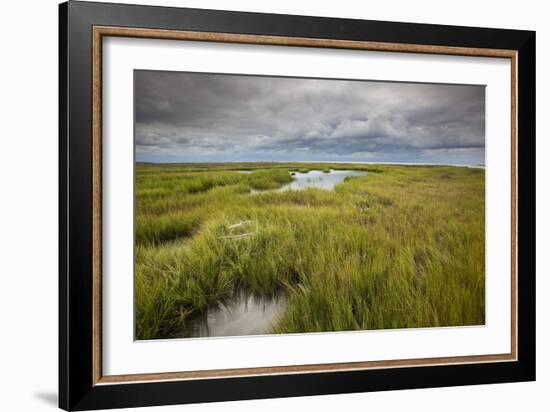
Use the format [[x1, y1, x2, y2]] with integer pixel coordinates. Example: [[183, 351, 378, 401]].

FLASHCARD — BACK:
[[135, 162, 485, 340]]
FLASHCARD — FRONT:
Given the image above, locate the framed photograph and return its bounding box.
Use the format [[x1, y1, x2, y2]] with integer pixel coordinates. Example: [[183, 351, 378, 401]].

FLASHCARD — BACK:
[[59, 1, 536, 410]]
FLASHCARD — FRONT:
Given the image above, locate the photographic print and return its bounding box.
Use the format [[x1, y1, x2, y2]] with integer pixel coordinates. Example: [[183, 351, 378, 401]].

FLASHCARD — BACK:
[[134, 70, 486, 340]]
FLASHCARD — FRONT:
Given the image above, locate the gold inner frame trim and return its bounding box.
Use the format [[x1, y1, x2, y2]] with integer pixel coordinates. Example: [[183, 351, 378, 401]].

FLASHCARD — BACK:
[[92, 25, 518, 386]]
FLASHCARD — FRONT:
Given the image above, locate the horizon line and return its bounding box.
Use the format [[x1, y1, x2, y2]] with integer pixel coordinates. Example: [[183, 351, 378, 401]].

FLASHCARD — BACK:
[[136, 160, 486, 167]]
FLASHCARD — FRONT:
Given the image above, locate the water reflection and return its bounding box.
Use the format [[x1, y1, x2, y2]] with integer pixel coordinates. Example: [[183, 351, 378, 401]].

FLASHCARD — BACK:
[[178, 290, 287, 338], [279, 170, 367, 191]]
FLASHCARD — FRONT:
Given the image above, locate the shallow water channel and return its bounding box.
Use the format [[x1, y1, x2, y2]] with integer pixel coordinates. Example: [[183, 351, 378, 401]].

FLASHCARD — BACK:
[[245, 169, 367, 194], [178, 290, 287, 338], [279, 169, 367, 191]]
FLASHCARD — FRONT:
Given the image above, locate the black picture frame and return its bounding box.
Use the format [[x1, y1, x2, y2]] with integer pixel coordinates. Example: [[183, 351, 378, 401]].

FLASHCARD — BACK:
[[59, 1, 536, 410]]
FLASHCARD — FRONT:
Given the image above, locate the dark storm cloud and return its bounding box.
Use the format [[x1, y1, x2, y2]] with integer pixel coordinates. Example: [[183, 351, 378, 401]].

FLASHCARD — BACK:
[[134, 70, 485, 164]]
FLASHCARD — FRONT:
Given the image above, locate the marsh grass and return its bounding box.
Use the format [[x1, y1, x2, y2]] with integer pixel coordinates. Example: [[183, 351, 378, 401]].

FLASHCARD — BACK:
[[135, 163, 485, 339]]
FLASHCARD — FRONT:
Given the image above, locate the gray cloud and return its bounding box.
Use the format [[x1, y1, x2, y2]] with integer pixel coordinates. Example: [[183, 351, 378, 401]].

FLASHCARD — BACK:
[[135, 70, 485, 164]]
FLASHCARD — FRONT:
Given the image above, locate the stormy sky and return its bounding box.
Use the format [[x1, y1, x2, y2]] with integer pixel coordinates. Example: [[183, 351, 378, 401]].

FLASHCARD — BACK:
[[135, 70, 485, 165]]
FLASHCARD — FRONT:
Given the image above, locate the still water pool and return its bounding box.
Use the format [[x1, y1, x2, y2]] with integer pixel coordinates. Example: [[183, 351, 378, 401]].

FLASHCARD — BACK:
[[278, 169, 367, 191], [178, 290, 287, 338]]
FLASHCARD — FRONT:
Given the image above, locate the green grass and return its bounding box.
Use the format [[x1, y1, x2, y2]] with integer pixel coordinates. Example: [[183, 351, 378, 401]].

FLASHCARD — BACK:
[[135, 162, 485, 339]]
